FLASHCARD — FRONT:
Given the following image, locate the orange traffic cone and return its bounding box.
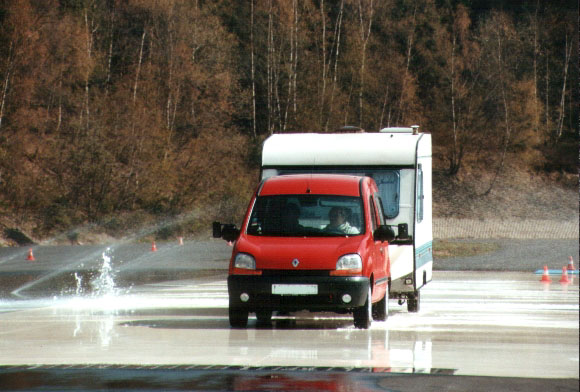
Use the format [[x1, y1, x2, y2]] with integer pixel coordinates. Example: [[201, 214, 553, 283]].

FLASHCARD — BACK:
[[151, 241, 157, 252], [26, 248, 35, 261], [559, 266, 570, 284], [567, 256, 576, 271], [540, 265, 551, 283], [178, 237, 184, 246]]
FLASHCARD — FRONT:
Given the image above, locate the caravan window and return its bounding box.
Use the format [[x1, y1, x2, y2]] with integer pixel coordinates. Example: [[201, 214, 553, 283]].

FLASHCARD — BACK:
[[416, 165, 424, 222], [262, 168, 401, 219], [373, 171, 400, 219]]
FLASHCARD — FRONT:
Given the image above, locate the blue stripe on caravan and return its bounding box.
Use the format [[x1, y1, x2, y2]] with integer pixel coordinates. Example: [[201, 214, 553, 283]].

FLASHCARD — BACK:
[[415, 240, 433, 269], [535, 269, 579, 275]]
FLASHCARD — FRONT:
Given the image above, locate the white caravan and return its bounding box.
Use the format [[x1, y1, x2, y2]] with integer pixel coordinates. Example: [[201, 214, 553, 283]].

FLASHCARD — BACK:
[[260, 126, 432, 312]]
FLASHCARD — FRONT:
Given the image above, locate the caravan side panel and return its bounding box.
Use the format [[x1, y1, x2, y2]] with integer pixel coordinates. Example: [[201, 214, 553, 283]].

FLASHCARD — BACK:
[[414, 134, 433, 290]]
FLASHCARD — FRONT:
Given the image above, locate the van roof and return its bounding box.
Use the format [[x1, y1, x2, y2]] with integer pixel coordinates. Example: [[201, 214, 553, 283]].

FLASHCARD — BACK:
[[259, 174, 364, 197], [262, 132, 430, 167]]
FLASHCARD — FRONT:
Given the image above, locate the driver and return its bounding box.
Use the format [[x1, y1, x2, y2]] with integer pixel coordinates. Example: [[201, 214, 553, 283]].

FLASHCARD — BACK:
[[324, 207, 359, 235]]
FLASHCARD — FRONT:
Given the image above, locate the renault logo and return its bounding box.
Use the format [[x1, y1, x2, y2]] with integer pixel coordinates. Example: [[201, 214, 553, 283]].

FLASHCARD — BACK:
[[292, 258, 300, 268]]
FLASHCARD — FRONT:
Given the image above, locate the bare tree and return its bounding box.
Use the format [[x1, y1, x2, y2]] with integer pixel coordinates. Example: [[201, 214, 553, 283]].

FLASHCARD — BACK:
[[357, 0, 374, 127], [82, 2, 97, 133], [250, 0, 257, 138], [555, 32, 572, 141], [267, 0, 274, 134], [0, 42, 13, 132], [397, 1, 417, 125], [133, 29, 147, 106], [319, 0, 327, 125], [324, 0, 344, 132], [479, 12, 518, 195]]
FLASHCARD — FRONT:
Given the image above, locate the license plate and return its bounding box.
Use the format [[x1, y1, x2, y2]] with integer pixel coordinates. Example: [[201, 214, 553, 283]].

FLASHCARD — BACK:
[[272, 284, 318, 295]]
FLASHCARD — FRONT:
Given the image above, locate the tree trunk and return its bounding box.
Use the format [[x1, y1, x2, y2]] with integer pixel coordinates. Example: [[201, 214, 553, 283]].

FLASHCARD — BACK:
[[250, 0, 257, 138], [532, 0, 540, 132], [556, 34, 572, 141], [0, 42, 12, 132], [545, 50, 549, 135], [319, 0, 326, 126], [105, 6, 116, 97], [267, 0, 274, 134], [83, 8, 95, 133], [397, 2, 417, 125], [484, 28, 511, 195], [133, 29, 147, 105], [324, 0, 344, 132], [379, 85, 389, 129], [449, 33, 460, 175], [358, 0, 374, 128]]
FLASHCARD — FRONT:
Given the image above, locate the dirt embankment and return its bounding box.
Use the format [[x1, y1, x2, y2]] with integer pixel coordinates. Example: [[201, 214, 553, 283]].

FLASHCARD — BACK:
[[433, 165, 578, 239]]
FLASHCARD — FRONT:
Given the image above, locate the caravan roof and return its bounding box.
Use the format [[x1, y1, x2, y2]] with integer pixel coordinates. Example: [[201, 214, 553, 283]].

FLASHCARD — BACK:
[[262, 132, 428, 167]]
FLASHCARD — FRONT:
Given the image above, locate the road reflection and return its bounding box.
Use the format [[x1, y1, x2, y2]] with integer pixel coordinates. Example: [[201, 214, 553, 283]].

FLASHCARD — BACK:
[[38, 295, 438, 374], [225, 313, 436, 374]]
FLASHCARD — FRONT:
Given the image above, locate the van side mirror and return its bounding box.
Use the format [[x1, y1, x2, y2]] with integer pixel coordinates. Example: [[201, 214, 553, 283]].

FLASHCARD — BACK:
[[212, 222, 223, 238], [212, 221, 240, 242], [374, 225, 395, 243]]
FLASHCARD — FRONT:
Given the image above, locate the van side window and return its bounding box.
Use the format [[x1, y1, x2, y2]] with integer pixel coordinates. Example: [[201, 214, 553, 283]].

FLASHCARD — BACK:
[[416, 164, 424, 222], [374, 194, 386, 226]]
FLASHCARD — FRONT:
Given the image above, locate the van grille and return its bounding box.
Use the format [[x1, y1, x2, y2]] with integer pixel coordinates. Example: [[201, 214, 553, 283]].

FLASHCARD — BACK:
[[261, 269, 330, 277]]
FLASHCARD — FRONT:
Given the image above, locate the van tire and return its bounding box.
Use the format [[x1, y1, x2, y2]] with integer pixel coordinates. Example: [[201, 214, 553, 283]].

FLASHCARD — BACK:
[[256, 310, 272, 325], [354, 286, 372, 329], [373, 286, 389, 321], [407, 291, 420, 313], [229, 306, 248, 328]]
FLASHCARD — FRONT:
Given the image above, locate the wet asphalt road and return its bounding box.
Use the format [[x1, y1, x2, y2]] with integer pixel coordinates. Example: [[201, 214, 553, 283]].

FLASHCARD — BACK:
[[0, 239, 578, 391], [0, 238, 577, 298], [0, 238, 576, 275], [1, 270, 578, 391]]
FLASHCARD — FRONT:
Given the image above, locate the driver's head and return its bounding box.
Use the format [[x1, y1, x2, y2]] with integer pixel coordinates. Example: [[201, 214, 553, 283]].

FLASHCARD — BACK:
[[328, 207, 345, 226]]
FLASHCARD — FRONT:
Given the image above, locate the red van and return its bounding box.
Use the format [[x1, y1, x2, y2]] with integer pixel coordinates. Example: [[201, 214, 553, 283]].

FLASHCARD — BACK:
[[213, 174, 394, 329]]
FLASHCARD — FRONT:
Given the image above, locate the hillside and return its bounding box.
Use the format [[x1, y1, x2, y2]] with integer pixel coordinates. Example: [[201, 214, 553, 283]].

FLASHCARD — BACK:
[[0, 2, 576, 238], [433, 163, 578, 222], [1, 159, 577, 246]]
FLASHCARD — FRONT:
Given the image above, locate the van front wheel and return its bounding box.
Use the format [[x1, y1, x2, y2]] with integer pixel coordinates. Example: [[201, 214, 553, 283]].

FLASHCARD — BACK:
[[229, 303, 248, 328], [354, 286, 372, 329], [372, 285, 389, 321], [256, 310, 272, 325]]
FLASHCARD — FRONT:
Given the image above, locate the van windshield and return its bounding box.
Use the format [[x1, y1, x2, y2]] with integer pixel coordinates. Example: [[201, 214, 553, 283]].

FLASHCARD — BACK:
[[247, 195, 364, 237]]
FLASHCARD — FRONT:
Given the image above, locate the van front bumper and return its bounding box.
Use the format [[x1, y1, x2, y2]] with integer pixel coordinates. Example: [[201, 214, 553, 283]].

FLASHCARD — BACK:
[[227, 275, 370, 312]]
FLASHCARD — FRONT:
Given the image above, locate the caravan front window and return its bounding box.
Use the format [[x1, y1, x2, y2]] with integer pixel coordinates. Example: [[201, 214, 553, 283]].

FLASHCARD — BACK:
[[262, 168, 402, 220], [373, 171, 400, 219]]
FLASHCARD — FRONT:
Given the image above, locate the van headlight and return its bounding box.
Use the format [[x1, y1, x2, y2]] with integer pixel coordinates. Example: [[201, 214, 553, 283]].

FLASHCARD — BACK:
[[331, 254, 362, 276], [234, 253, 256, 270]]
